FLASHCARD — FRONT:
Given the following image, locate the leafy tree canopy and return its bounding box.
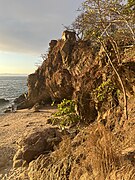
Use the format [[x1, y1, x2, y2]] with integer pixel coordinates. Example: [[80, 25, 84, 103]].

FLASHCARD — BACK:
[[72, 0, 134, 45]]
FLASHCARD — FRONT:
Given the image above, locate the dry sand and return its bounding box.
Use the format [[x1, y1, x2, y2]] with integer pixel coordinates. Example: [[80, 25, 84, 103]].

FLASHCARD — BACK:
[[0, 107, 57, 178]]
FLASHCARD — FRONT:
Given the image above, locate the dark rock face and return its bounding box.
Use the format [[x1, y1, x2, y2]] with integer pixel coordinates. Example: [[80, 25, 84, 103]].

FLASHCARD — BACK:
[[14, 93, 27, 104], [14, 93, 28, 110], [0, 98, 9, 104]]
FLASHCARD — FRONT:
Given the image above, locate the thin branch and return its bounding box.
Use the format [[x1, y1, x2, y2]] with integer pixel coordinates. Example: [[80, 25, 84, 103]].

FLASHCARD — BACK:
[[111, 9, 135, 43], [99, 22, 121, 63], [99, 40, 128, 120], [100, 23, 112, 37], [96, 1, 128, 120]]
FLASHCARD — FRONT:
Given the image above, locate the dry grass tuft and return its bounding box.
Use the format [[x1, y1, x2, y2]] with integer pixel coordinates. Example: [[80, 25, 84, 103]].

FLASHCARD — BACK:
[[36, 106, 135, 180], [51, 122, 135, 180]]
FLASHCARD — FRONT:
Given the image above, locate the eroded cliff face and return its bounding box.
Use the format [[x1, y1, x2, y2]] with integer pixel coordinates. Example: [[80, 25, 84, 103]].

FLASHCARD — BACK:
[[18, 36, 99, 121], [18, 33, 135, 124], [10, 32, 135, 179]]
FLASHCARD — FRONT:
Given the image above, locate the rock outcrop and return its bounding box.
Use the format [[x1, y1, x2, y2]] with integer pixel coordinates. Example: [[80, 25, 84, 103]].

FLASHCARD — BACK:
[[17, 31, 135, 124], [13, 127, 62, 168], [62, 30, 76, 41], [7, 31, 135, 179], [0, 98, 9, 104]]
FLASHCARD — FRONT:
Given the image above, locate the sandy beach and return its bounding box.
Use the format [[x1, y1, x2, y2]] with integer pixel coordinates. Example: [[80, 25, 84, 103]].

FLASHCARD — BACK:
[[0, 107, 57, 179]]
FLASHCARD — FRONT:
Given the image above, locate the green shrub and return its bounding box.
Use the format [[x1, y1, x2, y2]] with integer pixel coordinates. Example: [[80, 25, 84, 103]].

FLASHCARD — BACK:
[[93, 79, 117, 102], [51, 99, 80, 128], [55, 99, 75, 116]]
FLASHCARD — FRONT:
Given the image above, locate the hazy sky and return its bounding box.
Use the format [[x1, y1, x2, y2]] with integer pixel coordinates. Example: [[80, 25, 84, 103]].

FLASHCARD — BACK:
[[0, 0, 83, 74]]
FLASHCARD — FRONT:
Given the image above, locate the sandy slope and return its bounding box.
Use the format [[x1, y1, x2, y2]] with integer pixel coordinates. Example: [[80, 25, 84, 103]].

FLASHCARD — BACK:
[[0, 107, 57, 179]]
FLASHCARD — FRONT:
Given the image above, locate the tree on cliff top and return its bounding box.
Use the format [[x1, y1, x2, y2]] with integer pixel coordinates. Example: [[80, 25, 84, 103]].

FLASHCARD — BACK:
[[72, 0, 135, 45], [72, 0, 134, 120]]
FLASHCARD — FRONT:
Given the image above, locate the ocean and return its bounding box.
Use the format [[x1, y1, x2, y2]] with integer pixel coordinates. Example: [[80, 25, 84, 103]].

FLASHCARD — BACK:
[[0, 76, 28, 114]]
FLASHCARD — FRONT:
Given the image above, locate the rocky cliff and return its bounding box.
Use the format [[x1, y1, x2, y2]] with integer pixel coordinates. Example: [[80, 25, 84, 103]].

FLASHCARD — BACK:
[[17, 31, 135, 123], [12, 31, 135, 179]]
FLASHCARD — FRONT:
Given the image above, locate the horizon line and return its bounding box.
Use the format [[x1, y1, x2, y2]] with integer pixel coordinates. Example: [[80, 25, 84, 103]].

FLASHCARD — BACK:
[[0, 73, 28, 76]]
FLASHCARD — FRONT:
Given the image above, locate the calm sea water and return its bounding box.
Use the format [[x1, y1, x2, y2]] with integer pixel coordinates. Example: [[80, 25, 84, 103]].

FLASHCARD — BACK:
[[0, 76, 28, 113]]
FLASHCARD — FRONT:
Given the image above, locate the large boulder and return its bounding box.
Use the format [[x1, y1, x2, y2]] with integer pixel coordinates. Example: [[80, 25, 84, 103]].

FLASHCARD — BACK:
[[13, 127, 62, 168]]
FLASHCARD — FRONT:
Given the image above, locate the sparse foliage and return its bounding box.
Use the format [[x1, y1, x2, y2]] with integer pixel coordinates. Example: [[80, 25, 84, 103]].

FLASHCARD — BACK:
[[51, 99, 80, 128], [93, 79, 117, 102], [72, 0, 135, 120], [72, 0, 135, 45], [41, 53, 48, 61]]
